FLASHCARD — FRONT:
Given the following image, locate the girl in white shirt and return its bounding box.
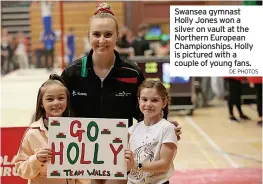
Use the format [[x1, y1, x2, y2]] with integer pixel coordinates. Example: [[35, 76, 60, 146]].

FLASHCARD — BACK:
[[128, 80, 178, 184]]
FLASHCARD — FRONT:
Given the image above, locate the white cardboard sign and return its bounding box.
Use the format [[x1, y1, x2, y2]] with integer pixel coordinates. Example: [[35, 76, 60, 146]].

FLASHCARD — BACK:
[[47, 117, 128, 180]]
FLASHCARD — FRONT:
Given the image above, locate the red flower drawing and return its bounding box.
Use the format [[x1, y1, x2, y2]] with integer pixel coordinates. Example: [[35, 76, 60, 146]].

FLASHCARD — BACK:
[[56, 132, 66, 138], [50, 170, 61, 176], [116, 122, 126, 127], [51, 120, 60, 126], [114, 171, 124, 177], [119, 122, 124, 126]]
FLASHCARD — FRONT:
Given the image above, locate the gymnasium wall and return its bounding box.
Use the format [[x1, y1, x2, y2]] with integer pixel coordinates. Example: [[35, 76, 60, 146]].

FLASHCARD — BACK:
[[129, 1, 242, 38], [30, 2, 125, 66], [29, 1, 242, 66]]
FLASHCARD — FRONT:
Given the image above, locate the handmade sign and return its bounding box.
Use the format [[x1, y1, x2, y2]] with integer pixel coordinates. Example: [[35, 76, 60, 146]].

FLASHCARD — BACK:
[[47, 117, 128, 180]]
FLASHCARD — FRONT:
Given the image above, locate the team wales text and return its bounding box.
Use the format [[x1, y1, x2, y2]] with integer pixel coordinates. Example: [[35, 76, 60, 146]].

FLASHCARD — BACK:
[[63, 169, 111, 177]]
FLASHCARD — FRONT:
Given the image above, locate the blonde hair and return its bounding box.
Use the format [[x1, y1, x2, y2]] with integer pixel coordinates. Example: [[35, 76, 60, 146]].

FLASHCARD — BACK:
[[88, 3, 118, 35]]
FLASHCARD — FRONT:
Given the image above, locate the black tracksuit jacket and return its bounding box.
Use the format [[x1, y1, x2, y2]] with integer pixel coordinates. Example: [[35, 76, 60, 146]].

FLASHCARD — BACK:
[[61, 49, 145, 127]]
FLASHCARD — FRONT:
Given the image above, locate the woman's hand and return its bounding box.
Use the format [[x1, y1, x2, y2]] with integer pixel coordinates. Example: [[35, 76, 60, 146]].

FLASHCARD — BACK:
[[171, 120, 182, 141], [249, 82, 255, 88], [125, 149, 135, 171], [36, 148, 52, 163]]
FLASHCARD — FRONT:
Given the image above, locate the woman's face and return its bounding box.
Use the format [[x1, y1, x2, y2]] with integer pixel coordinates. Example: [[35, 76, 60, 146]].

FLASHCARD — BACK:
[[88, 17, 118, 56]]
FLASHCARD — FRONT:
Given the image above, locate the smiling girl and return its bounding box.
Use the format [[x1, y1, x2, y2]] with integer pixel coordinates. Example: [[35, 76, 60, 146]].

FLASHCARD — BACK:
[[15, 74, 88, 184]]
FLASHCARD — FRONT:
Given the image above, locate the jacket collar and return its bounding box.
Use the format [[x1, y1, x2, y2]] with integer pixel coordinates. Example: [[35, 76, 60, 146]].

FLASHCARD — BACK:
[[30, 118, 48, 137], [86, 49, 122, 69]]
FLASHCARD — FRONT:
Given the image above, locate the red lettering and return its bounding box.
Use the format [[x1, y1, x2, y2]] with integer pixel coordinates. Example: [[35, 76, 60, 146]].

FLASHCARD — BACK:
[[80, 143, 91, 164], [70, 120, 85, 142], [110, 143, 123, 165], [51, 142, 64, 165]]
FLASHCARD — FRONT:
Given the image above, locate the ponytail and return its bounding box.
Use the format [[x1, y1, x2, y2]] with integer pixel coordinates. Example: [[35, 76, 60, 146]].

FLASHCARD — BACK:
[[163, 104, 169, 120]]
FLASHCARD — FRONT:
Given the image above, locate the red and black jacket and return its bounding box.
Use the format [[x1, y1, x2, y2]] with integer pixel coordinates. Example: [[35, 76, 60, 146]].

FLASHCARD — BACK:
[[61, 49, 145, 127], [247, 77, 262, 84], [223, 77, 246, 81]]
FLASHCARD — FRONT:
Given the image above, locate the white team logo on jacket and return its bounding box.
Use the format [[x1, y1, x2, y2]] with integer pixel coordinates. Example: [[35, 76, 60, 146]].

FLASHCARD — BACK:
[[72, 90, 87, 97], [115, 91, 131, 97]]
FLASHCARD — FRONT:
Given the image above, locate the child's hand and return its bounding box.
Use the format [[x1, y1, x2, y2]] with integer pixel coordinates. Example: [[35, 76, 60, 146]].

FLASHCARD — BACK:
[[36, 148, 52, 163], [125, 149, 134, 171], [171, 120, 182, 141]]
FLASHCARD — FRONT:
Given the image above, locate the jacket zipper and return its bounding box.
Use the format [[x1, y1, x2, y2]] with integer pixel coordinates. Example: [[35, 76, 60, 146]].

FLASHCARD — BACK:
[[99, 67, 113, 117], [100, 81, 103, 117]]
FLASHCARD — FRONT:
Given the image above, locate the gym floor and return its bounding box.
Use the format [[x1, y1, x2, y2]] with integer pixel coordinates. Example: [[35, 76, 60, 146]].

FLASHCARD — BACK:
[[169, 100, 262, 184]]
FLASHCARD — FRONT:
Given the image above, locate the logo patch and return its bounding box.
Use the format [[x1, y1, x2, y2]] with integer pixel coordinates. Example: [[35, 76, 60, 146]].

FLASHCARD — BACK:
[[72, 90, 87, 97], [115, 91, 131, 97]]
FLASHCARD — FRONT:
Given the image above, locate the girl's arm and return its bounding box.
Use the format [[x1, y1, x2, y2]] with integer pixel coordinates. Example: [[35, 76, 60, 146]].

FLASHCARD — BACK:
[[133, 124, 177, 173], [75, 179, 90, 184], [15, 134, 44, 179], [136, 142, 177, 173]]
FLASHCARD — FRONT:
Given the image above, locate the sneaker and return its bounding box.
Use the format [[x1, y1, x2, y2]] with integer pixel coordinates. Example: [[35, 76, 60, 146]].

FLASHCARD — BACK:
[[229, 116, 239, 123], [240, 114, 251, 120]]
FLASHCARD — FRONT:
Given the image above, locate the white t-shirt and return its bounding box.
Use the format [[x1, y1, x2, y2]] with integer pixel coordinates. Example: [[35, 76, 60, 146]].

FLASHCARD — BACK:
[[128, 119, 177, 184]]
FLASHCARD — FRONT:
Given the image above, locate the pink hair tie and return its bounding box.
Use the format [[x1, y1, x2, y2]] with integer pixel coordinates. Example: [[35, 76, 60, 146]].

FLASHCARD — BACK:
[[94, 8, 115, 16]]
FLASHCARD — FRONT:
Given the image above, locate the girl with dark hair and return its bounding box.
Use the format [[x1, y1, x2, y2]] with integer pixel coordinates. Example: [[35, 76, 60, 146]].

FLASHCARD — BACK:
[[14, 74, 88, 184], [34, 74, 71, 121], [128, 80, 177, 184]]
